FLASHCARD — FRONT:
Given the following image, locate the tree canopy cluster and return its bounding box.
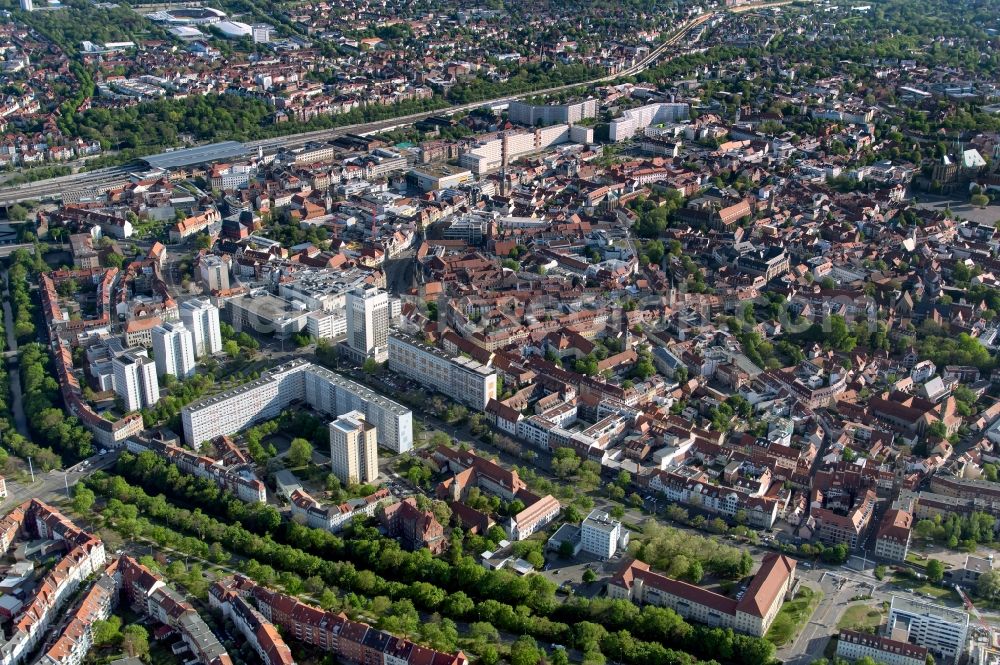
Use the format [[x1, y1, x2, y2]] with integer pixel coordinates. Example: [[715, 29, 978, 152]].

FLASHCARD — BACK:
[[89, 453, 777, 665]]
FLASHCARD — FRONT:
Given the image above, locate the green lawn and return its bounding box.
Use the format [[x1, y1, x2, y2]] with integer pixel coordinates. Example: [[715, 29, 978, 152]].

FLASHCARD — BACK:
[[766, 585, 823, 646], [888, 574, 957, 601], [837, 603, 886, 633]]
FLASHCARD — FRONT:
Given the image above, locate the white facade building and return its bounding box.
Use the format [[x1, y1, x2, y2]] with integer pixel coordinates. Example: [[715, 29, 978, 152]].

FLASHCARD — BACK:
[[112, 349, 160, 412], [151, 322, 196, 379], [887, 596, 969, 665], [581, 509, 627, 559], [180, 298, 222, 358], [346, 286, 389, 360], [199, 254, 230, 292], [609, 103, 691, 142], [181, 359, 413, 452], [387, 334, 497, 410], [306, 310, 347, 340]]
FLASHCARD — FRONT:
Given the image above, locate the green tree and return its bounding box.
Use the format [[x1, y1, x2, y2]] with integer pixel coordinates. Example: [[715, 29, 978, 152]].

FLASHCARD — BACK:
[[927, 421, 947, 439], [926, 559, 945, 582], [122, 625, 150, 659], [509, 636, 542, 665], [976, 569, 1000, 600], [71, 485, 96, 513], [288, 438, 313, 467], [552, 448, 581, 478], [92, 616, 122, 646]]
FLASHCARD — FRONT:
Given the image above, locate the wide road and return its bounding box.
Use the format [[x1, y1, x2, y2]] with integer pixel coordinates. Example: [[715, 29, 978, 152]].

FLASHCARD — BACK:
[[0, 10, 719, 207], [1, 450, 120, 509]]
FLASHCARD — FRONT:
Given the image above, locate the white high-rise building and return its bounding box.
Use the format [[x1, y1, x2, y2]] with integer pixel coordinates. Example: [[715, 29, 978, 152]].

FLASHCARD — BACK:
[[345, 286, 389, 360], [112, 349, 160, 412], [180, 298, 222, 358], [19, 0, 33, 12], [151, 321, 196, 379], [329, 410, 378, 485]]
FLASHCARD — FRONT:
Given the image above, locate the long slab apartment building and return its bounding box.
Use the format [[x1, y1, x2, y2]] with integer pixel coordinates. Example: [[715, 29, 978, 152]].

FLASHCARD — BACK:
[[387, 333, 497, 410], [181, 359, 412, 452]]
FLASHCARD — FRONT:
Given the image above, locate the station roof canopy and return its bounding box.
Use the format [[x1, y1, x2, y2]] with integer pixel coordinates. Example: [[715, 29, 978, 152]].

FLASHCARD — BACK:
[[142, 141, 249, 170]]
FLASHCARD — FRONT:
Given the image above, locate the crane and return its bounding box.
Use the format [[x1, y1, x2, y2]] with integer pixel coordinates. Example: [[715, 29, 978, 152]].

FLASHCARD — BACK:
[[955, 584, 994, 638]]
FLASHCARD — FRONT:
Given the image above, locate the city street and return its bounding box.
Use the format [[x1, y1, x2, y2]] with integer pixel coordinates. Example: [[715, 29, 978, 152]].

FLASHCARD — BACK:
[[1, 450, 120, 509], [780, 569, 878, 665]]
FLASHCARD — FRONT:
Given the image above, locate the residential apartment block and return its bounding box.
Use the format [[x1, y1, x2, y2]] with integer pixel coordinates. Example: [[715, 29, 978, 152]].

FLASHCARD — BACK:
[[608, 102, 690, 141], [329, 410, 378, 485], [209, 582, 295, 665], [808, 489, 877, 548], [874, 509, 913, 563], [508, 98, 598, 127], [127, 432, 267, 503], [180, 298, 223, 357], [181, 359, 413, 452], [387, 334, 497, 410], [120, 555, 232, 665], [607, 553, 796, 637], [37, 563, 120, 665], [151, 321, 196, 379], [208, 575, 468, 665], [0, 500, 107, 665], [112, 348, 160, 411], [836, 630, 928, 665]]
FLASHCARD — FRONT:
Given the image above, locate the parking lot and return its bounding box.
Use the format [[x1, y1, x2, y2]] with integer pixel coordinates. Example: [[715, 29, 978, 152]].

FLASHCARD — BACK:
[[541, 551, 624, 598]]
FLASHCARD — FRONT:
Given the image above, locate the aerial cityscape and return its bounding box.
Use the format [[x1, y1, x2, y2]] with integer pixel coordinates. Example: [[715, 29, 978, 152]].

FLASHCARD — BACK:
[[0, 0, 997, 664]]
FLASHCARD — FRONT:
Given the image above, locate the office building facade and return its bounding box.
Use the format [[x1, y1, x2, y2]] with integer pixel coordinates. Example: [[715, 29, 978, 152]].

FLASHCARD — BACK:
[[581, 509, 627, 559], [887, 596, 969, 665]]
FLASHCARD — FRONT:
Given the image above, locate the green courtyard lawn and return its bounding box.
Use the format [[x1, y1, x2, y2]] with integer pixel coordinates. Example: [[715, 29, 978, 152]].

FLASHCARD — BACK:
[[837, 602, 886, 633], [766, 585, 823, 646]]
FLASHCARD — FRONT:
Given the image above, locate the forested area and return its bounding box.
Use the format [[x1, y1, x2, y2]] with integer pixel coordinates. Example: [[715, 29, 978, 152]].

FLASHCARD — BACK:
[[86, 452, 779, 665]]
